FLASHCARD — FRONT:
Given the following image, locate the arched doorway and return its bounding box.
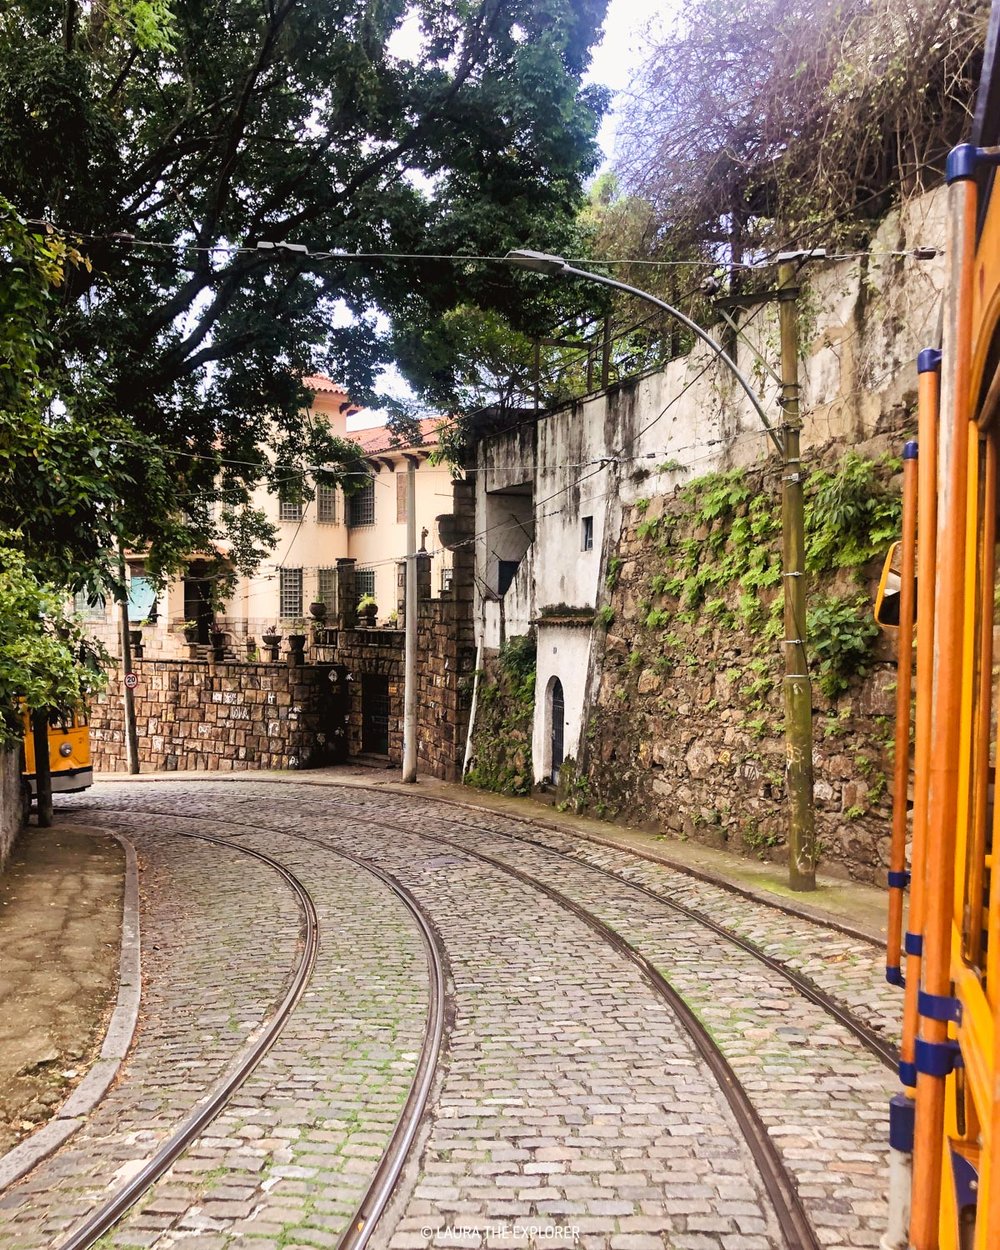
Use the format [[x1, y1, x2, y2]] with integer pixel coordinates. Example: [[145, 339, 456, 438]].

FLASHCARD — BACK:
[[549, 677, 565, 784]]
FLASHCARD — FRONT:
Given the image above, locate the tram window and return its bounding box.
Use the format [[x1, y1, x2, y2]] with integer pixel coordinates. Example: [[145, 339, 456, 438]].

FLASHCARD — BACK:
[[874, 542, 916, 630]]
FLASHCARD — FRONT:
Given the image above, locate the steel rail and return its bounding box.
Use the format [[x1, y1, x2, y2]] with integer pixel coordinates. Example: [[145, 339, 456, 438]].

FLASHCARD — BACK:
[[187, 774, 884, 949], [53, 810, 447, 1250], [56, 829, 320, 1250], [81, 800, 822, 1250], [371, 820, 824, 1250], [410, 814, 898, 1071], [198, 781, 893, 1065]]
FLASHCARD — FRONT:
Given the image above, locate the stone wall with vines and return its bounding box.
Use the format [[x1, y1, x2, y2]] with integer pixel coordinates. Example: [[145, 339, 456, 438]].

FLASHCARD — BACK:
[[465, 634, 538, 797], [579, 427, 908, 883]]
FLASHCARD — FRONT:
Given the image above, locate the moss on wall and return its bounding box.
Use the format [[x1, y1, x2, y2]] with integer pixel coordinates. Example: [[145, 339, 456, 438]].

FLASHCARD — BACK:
[[465, 634, 537, 796]]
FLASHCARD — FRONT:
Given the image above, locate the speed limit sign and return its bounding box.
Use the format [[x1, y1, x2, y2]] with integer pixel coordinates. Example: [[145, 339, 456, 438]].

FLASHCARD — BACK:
[[124, 672, 138, 689]]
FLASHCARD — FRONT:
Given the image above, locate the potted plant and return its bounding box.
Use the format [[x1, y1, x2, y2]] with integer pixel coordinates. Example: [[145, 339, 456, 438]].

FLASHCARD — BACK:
[[308, 594, 327, 622], [182, 619, 199, 643], [357, 593, 378, 626], [261, 626, 282, 661], [286, 618, 308, 664]]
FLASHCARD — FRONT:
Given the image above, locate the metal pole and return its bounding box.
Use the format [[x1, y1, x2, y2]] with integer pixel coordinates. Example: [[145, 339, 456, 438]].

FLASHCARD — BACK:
[[118, 544, 140, 775], [31, 710, 53, 827], [778, 260, 816, 891], [402, 459, 418, 782]]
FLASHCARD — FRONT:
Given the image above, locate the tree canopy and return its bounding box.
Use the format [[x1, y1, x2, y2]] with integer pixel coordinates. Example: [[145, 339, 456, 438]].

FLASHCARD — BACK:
[[615, 0, 988, 265], [0, 0, 609, 583]]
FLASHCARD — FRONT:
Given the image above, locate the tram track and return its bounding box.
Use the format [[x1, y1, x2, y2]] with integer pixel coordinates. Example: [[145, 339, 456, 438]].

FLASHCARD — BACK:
[[50, 816, 448, 1250], [275, 785, 897, 1072], [70, 796, 847, 1250]]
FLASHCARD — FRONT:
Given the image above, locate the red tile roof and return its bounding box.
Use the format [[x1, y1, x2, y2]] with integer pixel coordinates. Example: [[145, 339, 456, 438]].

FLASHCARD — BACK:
[[354, 417, 446, 455], [303, 373, 348, 394]]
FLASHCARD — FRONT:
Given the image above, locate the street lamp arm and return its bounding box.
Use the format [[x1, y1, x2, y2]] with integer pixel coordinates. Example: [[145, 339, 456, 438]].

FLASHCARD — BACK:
[[505, 250, 782, 455]]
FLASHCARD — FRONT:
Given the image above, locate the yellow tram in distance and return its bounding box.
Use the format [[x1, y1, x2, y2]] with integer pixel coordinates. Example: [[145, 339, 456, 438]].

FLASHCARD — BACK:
[[880, 4, 1000, 1246], [21, 708, 93, 799]]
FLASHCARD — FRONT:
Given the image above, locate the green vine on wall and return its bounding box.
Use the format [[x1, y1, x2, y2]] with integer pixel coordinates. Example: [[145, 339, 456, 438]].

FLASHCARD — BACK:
[[623, 451, 900, 695], [465, 633, 537, 796]]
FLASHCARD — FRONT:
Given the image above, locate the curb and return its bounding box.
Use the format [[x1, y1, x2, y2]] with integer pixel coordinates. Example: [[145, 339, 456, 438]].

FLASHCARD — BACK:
[[0, 830, 141, 1192]]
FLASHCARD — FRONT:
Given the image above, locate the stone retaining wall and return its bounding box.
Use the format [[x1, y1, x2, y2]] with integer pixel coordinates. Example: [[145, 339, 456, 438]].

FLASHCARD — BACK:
[[90, 660, 345, 772], [0, 747, 23, 871]]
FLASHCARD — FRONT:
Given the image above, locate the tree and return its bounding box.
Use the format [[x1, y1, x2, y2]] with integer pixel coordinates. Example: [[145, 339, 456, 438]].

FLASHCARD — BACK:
[[615, 0, 988, 263], [0, 0, 609, 585]]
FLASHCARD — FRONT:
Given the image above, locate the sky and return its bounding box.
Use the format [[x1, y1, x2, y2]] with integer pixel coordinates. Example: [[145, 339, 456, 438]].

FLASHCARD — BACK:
[[350, 0, 670, 429], [585, 0, 668, 170]]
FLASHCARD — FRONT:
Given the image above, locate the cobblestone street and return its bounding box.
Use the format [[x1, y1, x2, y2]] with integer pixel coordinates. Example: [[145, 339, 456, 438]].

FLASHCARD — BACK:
[[0, 778, 896, 1250]]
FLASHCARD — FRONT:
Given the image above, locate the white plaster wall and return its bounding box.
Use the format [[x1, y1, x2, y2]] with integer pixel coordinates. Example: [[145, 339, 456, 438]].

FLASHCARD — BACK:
[[471, 186, 949, 784], [532, 625, 593, 783]]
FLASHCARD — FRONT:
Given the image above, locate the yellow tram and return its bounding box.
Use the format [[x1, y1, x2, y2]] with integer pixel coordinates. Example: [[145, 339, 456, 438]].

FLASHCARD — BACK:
[[21, 709, 93, 799], [880, 5, 1000, 1245]]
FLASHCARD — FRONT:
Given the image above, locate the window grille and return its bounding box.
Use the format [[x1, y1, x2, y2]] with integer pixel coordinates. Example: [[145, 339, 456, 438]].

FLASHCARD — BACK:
[[355, 569, 376, 602], [279, 567, 303, 619], [318, 567, 337, 604], [74, 589, 106, 620], [316, 483, 337, 522], [347, 479, 375, 527], [441, 566, 454, 592], [279, 498, 303, 522]]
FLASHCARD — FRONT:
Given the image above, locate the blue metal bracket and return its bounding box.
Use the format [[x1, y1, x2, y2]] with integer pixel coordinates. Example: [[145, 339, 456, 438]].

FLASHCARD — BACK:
[[915, 1038, 963, 1077], [888, 870, 911, 888], [899, 1059, 917, 1089], [947, 143, 1000, 183], [889, 1094, 915, 1153], [904, 931, 923, 956], [950, 1149, 979, 1218], [901, 443, 918, 463], [885, 965, 905, 987], [919, 990, 962, 1023], [917, 348, 942, 374]]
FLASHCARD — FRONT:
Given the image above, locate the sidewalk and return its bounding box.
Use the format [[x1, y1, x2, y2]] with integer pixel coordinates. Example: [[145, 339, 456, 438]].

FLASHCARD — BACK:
[[94, 765, 888, 943], [0, 825, 124, 1156]]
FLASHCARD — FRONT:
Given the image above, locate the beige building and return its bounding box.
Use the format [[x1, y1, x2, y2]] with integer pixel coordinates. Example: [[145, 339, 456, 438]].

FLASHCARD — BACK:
[[80, 377, 457, 658]]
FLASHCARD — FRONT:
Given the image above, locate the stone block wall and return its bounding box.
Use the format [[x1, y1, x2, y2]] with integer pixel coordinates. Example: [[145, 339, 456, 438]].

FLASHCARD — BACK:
[[90, 659, 346, 772], [0, 746, 23, 871], [579, 429, 906, 884]]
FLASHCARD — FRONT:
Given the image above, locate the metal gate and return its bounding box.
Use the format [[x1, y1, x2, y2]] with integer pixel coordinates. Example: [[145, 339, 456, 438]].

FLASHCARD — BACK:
[[550, 677, 565, 783], [362, 674, 391, 755]]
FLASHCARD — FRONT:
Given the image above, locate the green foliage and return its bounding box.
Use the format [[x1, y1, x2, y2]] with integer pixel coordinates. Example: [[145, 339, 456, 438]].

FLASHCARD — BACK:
[[0, 0, 610, 577], [804, 452, 902, 573], [466, 633, 537, 797], [643, 607, 671, 630], [605, 556, 623, 590], [807, 593, 879, 698], [596, 604, 615, 628], [0, 543, 108, 747]]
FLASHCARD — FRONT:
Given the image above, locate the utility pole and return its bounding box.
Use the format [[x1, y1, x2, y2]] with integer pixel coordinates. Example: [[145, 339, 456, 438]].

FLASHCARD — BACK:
[[401, 458, 418, 782], [31, 711, 53, 827], [117, 543, 140, 775], [777, 257, 816, 890]]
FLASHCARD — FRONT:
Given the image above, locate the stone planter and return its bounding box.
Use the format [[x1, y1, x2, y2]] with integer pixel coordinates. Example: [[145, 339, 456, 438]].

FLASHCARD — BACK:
[[262, 633, 282, 662], [287, 633, 307, 665], [309, 601, 327, 622], [210, 630, 227, 662]]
